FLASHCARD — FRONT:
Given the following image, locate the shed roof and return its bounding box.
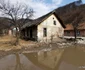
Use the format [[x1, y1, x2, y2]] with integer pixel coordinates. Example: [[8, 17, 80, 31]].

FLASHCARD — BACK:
[[22, 11, 66, 29]]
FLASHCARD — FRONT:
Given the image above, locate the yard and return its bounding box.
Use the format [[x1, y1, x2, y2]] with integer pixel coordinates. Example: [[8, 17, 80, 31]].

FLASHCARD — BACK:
[[0, 35, 85, 51], [0, 35, 85, 58], [0, 36, 85, 70], [0, 35, 37, 51]]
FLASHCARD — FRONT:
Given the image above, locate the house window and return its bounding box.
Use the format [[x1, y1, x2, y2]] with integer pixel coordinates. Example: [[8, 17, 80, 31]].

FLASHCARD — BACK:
[[67, 31, 70, 36], [77, 30, 80, 36], [43, 28, 47, 37], [53, 20, 56, 25]]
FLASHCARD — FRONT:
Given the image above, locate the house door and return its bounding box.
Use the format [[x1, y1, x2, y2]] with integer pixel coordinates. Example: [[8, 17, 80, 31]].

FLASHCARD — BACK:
[[30, 29, 33, 38]]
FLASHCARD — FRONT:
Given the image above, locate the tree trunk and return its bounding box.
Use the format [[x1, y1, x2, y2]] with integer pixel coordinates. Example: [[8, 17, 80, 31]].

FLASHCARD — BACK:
[[74, 27, 77, 41], [19, 27, 22, 38], [15, 27, 19, 45]]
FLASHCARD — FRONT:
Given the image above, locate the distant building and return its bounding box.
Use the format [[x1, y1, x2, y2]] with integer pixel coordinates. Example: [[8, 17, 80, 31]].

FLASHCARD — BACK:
[[64, 23, 85, 37], [8, 26, 19, 36], [21, 11, 65, 42]]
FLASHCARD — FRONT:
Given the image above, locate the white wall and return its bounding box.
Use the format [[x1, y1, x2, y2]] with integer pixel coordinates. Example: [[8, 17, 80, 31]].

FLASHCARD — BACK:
[[37, 14, 64, 42]]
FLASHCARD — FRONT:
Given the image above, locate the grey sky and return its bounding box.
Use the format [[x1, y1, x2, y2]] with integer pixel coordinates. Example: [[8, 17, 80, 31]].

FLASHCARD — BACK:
[[4, 0, 63, 18]]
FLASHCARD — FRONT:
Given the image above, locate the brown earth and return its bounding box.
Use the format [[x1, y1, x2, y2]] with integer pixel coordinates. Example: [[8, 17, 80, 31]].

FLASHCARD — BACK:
[[0, 35, 41, 58], [0, 35, 85, 59]]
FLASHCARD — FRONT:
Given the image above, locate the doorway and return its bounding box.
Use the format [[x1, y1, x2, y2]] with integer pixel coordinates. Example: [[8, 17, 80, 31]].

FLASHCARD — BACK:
[[30, 29, 33, 38]]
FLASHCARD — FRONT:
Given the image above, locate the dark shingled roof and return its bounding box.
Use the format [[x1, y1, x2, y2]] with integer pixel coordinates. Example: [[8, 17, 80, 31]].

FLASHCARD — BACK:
[[22, 11, 66, 29]]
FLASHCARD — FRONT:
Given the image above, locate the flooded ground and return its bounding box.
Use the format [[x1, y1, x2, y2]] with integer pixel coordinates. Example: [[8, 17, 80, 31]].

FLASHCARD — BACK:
[[0, 47, 85, 70]]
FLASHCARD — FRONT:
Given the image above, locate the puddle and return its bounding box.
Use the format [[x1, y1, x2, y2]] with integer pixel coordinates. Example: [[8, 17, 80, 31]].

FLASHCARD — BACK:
[[0, 48, 85, 70]]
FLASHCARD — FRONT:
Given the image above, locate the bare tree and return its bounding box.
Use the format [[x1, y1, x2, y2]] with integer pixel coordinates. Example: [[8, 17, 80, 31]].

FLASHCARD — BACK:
[[72, 17, 79, 41], [72, 8, 82, 41], [0, 0, 34, 45]]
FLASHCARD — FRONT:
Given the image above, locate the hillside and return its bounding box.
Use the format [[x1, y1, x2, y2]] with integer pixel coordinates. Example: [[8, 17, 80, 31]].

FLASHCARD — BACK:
[[0, 17, 12, 29], [55, 1, 85, 24]]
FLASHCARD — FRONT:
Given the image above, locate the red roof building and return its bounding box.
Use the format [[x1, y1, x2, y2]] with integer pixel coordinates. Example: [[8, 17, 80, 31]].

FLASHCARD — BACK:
[[64, 23, 85, 37]]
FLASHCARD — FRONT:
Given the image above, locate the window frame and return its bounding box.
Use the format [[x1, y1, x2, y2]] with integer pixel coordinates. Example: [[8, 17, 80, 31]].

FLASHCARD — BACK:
[[53, 20, 56, 25], [43, 28, 47, 37]]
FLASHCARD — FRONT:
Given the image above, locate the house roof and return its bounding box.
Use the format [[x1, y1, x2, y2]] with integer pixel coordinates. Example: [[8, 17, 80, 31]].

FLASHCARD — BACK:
[[65, 23, 85, 31], [64, 24, 74, 30], [21, 11, 66, 29], [78, 23, 85, 29]]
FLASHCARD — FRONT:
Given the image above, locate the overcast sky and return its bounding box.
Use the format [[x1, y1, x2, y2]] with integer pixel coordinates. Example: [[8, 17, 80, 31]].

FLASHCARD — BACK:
[[5, 0, 85, 19]]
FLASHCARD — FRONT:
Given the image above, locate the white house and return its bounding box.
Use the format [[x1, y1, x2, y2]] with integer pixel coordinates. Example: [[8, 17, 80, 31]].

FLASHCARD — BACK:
[[21, 11, 65, 42]]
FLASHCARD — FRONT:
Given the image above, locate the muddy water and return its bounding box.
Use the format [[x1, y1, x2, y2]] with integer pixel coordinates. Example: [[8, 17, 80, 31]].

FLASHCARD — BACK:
[[0, 48, 85, 70]]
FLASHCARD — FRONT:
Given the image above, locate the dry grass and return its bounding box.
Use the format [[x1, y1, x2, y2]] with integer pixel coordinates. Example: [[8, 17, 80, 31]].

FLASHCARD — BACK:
[[0, 35, 37, 51], [0, 36, 18, 51], [0, 35, 85, 52]]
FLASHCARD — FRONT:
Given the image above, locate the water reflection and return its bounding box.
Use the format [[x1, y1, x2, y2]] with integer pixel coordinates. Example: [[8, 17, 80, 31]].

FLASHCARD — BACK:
[[24, 49, 64, 70], [0, 53, 43, 70], [58, 48, 85, 70], [0, 48, 85, 70]]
